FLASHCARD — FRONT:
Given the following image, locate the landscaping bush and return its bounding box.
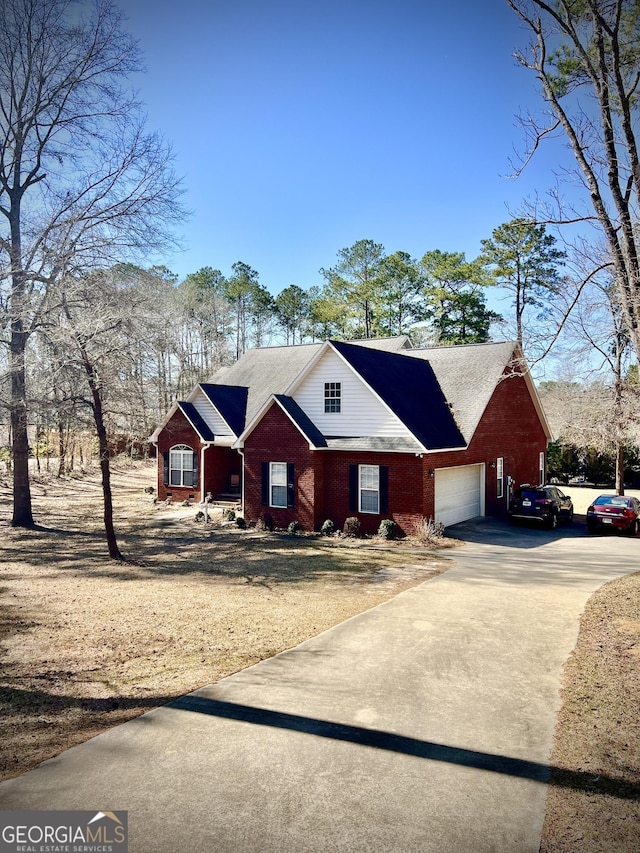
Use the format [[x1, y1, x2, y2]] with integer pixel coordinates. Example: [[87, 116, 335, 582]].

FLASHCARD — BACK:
[[257, 512, 274, 532], [342, 516, 361, 538], [287, 520, 300, 535], [413, 516, 446, 544], [320, 519, 335, 536], [223, 508, 236, 522], [377, 519, 396, 540], [235, 516, 246, 529]]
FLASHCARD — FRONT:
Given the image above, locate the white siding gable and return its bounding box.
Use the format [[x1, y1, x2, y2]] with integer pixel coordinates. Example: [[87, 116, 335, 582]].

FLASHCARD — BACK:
[[292, 348, 414, 438], [191, 388, 234, 437]]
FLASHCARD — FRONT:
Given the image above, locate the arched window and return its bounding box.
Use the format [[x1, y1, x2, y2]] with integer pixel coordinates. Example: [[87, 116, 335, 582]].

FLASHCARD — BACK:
[[169, 444, 196, 487]]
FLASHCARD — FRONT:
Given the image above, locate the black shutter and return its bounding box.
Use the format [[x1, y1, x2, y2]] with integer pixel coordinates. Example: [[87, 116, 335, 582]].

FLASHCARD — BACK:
[[192, 451, 199, 486], [348, 464, 358, 512], [163, 452, 169, 486], [261, 462, 269, 505], [380, 466, 389, 514], [287, 463, 295, 508]]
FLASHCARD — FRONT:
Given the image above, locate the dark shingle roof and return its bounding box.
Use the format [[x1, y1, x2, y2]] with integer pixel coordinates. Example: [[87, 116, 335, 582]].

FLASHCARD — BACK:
[[273, 395, 327, 447], [199, 384, 248, 437], [177, 402, 215, 442], [331, 340, 466, 450]]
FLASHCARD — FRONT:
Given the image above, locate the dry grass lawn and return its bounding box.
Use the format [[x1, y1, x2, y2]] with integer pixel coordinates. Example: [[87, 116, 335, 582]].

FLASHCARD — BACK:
[[1, 461, 638, 852], [0, 460, 453, 781]]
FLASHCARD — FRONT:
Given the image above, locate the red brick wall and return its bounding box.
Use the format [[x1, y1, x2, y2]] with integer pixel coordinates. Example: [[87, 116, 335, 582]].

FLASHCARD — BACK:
[[243, 404, 320, 530], [474, 370, 548, 515], [321, 452, 425, 536], [242, 403, 428, 535], [241, 371, 548, 532]]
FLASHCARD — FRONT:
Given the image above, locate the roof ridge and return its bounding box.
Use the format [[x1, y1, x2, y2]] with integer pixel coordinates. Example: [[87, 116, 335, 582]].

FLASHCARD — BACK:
[[411, 340, 516, 352]]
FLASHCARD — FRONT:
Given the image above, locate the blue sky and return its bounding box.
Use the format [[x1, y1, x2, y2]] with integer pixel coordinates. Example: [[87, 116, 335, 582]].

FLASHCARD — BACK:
[[124, 0, 572, 295]]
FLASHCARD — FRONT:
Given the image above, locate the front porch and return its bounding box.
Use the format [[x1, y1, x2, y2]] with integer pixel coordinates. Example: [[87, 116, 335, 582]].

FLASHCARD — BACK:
[[203, 445, 243, 510]]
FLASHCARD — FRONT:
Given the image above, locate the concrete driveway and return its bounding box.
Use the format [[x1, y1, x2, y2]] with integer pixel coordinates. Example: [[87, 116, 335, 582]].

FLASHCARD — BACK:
[[0, 517, 636, 853]]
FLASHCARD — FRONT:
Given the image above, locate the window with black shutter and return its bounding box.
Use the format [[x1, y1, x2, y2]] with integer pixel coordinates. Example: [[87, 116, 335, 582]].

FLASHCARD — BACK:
[[348, 464, 389, 515]]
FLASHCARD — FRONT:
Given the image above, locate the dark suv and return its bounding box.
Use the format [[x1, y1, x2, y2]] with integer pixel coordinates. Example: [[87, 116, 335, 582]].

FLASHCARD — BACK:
[[508, 485, 574, 529]]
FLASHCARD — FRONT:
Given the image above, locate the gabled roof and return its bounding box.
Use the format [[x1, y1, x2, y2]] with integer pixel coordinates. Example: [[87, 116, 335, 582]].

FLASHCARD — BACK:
[[343, 335, 412, 352], [176, 402, 216, 442], [330, 341, 466, 450], [149, 337, 410, 445], [207, 337, 411, 427], [152, 336, 550, 452], [199, 384, 248, 437]]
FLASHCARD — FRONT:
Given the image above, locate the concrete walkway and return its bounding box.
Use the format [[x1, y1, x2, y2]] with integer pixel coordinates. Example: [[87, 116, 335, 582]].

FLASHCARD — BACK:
[[0, 519, 635, 852]]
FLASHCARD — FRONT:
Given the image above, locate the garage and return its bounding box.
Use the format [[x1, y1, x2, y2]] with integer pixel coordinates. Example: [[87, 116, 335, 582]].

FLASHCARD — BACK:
[[435, 464, 484, 527]]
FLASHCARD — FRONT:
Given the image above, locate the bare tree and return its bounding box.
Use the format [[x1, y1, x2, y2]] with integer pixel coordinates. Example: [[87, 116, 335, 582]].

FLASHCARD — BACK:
[[45, 270, 151, 560], [0, 0, 184, 527], [507, 0, 640, 365]]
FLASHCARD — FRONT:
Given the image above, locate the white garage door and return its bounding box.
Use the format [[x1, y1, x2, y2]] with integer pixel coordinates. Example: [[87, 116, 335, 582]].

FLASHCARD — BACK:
[[435, 464, 484, 527]]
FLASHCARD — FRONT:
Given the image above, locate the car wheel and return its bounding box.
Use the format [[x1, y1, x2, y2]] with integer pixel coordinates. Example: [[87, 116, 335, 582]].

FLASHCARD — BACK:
[[587, 523, 596, 534], [547, 512, 557, 530], [628, 519, 638, 536]]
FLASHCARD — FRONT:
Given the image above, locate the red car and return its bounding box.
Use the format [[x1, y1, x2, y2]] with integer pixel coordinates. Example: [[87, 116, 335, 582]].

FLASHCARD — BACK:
[[586, 494, 640, 535]]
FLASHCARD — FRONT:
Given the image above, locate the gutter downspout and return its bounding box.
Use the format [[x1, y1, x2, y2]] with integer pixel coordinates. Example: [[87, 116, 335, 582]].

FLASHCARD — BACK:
[[149, 439, 159, 493], [237, 446, 245, 518], [201, 442, 212, 503]]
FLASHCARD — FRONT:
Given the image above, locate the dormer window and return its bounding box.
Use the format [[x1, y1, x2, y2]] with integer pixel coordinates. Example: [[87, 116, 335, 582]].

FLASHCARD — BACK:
[[324, 382, 341, 413]]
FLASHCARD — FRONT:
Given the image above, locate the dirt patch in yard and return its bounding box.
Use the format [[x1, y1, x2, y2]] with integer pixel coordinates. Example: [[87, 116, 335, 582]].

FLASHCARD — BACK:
[[0, 461, 453, 781]]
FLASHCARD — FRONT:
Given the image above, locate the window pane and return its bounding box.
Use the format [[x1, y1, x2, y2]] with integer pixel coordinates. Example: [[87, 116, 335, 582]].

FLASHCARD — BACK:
[[271, 462, 287, 485], [270, 463, 287, 507], [361, 489, 379, 513], [360, 465, 379, 490], [324, 382, 341, 413], [169, 446, 194, 487], [271, 485, 287, 507], [359, 465, 379, 513]]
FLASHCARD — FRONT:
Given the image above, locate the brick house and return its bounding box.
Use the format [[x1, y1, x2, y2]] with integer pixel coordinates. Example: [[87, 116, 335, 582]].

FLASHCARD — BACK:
[[149, 336, 552, 535]]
